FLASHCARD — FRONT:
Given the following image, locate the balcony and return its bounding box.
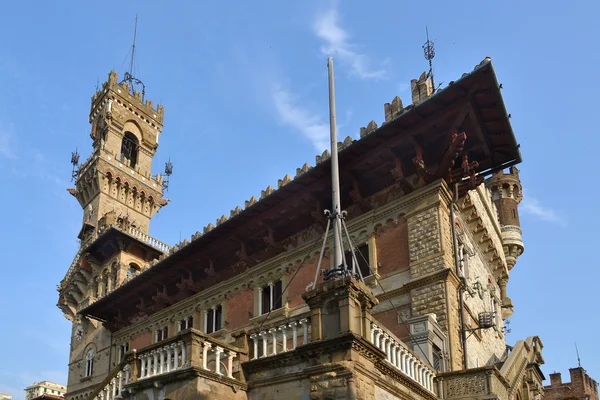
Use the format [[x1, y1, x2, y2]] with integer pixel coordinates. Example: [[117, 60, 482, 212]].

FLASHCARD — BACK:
[[89, 329, 247, 400]]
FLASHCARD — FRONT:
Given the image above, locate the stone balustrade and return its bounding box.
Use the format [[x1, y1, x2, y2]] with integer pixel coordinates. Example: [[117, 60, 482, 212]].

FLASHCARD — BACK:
[[138, 341, 188, 379], [370, 324, 436, 393], [128, 226, 171, 253], [134, 329, 243, 382], [92, 365, 132, 400], [249, 317, 310, 360]]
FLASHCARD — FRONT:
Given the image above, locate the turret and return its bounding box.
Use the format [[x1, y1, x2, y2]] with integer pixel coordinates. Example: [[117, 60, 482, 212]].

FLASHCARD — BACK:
[[486, 166, 524, 319], [487, 166, 524, 270]]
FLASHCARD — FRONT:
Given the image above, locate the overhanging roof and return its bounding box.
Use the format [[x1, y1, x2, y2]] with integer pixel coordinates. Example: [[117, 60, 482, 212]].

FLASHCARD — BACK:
[[80, 58, 521, 325]]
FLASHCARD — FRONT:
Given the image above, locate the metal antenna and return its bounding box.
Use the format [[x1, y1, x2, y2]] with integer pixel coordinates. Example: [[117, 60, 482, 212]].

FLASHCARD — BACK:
[[120, 14, 146, 101], [162, 157, 173, 192], [70, 147, 80, 182], [423, 26, 436, 90], [575, 342, 581, 367], [129, 15, 138, 78], [311, 58, 366, 288]]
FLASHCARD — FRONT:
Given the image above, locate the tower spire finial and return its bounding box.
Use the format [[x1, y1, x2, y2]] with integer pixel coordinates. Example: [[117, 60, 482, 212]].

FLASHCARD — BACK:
[[575, 342, 581, 367], [423, 26, 436, 90]]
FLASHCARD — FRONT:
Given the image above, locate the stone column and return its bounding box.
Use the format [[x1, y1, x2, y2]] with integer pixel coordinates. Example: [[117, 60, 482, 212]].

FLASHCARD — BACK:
[[124, 364, 131, 383], [181, 341, 187, 366], [268, 282, 274, 311], [166, 344, 172, 372], [173, 343, 179, 369], [290, 322, 298, 348], [300, 318, 309, 344], [279, 324, 288, 352], [159, 348, 165, 374], [152, 350, 158, 376], [214, 346, 223, 376], [260, 331, 268, 358], [117, 372, 123, 393], [202, 342, 212, 370], [269, 328, 278, 355], [249, 334, 258, 360], [227, 351, 236, 379]]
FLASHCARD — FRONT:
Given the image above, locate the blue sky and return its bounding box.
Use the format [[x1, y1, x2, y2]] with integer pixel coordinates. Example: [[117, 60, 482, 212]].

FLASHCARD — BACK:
[[0, 1, 598, 398]]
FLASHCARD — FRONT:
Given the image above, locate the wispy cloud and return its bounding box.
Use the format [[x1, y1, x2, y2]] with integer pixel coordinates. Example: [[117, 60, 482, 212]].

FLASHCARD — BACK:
[[521, 197, 566, 226], [314, 7, 386, 80], [272, 85, 330, 151], [0, 122, 17, 159]]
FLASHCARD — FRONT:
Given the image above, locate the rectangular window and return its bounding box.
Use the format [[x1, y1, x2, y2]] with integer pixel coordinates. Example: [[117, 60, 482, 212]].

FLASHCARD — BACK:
[[344, 244, 371, 278], [156, 326, 168, 342], [259, 280, 283, 315], [178, 316, 193, 332], [205, 305, 222, 334]]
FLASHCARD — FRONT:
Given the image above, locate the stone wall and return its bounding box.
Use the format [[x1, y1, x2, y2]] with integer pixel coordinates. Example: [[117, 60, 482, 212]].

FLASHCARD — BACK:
[[462, 250, 506, 368]]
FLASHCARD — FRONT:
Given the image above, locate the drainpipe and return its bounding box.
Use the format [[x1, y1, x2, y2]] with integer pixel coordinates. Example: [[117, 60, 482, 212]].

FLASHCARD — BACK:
[[450, 183, 468, 370], [107, 332, 113, 374]]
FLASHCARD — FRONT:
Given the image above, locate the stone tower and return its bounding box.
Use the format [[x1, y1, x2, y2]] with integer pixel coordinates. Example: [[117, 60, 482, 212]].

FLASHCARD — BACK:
[[74, 70, 167, 237], [486, 166, 524, 319], [58, 71, 171, 399]]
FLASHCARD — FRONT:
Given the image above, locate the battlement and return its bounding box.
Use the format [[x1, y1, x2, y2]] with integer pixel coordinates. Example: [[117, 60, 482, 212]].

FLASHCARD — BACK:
[[89, 70, 164, 127], [545, 367, 599, 400], [486, 166, 522, 202]]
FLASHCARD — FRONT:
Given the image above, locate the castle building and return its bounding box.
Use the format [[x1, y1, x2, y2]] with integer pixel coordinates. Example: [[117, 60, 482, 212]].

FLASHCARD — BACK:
[[25, 382, 67, 400], [57, 57, 547, 400], [544, 367, 599, 400]]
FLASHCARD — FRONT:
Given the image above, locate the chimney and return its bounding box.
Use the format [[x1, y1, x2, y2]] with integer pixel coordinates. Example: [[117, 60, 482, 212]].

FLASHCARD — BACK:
[[411, 71, 434, 105], [549, 372, 562, 386]]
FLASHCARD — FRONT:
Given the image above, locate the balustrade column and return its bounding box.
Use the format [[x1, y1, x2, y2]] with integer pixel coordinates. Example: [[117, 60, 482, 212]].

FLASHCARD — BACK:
[[117, 372, 123, 393], [214, 346, 223, 376], [153, 350, 159, 375], [166, 344, 173, 372], [180, 341, 187, 366], [173, 342, 179, 369], [384, 335, 392, 362], [124, 364, 131, 383], [250, 334, 258, 360], [202, 342, 212, 370], [260, 331, 268, 358], [227, 351, 236, 379], [159, 348, 165, 374], [279, 325, 288, 352], [370, 324, 377, 344], [375, 330, 383, 349], [290, 322, 298, 348], [390, 343, 397, 366], [269, 328, 278, 355], [300, 318, 309, 344]]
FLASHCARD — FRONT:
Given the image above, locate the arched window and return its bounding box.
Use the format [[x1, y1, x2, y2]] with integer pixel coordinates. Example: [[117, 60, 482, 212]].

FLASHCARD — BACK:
[[126, 263, 140, 279], [85, 349, 94, 377], [120, 132, 139, 168]]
